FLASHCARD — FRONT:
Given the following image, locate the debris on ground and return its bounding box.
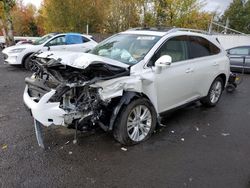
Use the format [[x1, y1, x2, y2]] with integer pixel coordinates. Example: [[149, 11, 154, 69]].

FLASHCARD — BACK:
[[181, 138, 185, 142], [195, 126, 199, 131], [189, 177, 193, 182], [171, 130, 175, 134], [2, 144, 7, 150], [207, 123, 210, 126], [121, 147, 127, 151], [65, 141, 70, 145], [221, 133, 230, 137], [69, 151, 73, 155]]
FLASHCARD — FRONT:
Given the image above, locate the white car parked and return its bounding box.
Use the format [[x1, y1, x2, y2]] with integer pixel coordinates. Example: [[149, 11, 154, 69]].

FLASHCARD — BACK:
[[2, 33, 97, 69], [23, 28, 230, 147]]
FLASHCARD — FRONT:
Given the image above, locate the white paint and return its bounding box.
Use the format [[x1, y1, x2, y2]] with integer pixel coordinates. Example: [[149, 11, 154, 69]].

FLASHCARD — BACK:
[[214, 35, 250, 50]]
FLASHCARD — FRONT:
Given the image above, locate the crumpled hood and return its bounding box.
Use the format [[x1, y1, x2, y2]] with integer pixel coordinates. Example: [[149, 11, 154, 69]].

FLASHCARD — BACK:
[[36, 51, 130, 69]]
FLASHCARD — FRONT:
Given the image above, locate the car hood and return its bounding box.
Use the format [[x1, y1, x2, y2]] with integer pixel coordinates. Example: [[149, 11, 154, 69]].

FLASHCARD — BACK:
[[2, 44, 38, 53], [36, 51, 130, 69]]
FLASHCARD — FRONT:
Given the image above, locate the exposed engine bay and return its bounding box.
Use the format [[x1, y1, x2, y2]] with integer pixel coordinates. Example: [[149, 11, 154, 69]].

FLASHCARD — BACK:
[[24, 52, 132, 132]]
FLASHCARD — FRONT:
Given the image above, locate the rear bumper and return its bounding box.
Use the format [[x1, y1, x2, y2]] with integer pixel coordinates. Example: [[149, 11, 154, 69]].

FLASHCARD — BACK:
[[23, 86, 66, 127]]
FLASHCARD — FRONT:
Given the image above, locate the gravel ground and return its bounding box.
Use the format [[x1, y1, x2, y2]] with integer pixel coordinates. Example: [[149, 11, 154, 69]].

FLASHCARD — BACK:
[[0, 52, 250, 188]]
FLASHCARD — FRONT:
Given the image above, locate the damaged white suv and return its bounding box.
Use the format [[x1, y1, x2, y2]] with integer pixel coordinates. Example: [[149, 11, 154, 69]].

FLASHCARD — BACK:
[[23, 28, 230, 147]]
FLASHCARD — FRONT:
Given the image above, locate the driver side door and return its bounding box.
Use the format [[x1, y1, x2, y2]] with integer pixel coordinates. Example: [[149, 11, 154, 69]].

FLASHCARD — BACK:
[[153, 35, 195, 113]]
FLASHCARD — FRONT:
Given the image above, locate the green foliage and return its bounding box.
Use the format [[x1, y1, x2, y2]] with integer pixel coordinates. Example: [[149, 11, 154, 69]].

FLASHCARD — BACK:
[[41, 0, 108, 33], [1, 0, 215, 36], [223, 0, 250, 33], [154, 0, 211, 29]]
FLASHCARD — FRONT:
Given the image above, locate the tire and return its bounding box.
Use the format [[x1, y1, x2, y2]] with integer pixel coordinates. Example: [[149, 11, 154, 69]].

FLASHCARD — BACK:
[[200, 77, 223, 107], [113, 98, 157, 146], [23, 55, 32, 70]]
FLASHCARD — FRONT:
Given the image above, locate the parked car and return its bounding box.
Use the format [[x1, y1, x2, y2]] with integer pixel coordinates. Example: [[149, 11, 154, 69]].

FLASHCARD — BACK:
[[2, 33, 98, 70], [15, 39, 33, 46], [23, 28, 230, 147], [227, 46, 250, 73]]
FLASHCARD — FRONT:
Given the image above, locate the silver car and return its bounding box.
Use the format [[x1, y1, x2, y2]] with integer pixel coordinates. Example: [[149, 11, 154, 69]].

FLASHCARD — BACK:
[[227, 46, 250, 73]]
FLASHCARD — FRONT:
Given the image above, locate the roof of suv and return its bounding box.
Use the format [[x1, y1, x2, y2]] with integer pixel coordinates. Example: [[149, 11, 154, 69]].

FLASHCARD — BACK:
[[122, 27, 210, 37]]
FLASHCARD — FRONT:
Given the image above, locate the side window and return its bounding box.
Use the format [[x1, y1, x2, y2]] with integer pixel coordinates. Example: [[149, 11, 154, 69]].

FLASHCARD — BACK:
[[149, 36, 189, 66], [65, 35, 84, 45], [188, 36, 220, 59], [82, 36, 90, 43], [229, 47, 249, 55], [46, 36, 66, 46]]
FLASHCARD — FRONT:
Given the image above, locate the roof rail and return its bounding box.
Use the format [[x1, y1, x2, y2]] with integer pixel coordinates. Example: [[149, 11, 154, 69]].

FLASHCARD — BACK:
[[126, 27, 174, 32], [168, 28, 211, 35], [126, 27, 211, 35]]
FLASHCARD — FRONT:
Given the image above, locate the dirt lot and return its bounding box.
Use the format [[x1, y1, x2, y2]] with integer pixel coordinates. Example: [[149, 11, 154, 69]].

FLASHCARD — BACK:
[[0, 53, 250, 188]]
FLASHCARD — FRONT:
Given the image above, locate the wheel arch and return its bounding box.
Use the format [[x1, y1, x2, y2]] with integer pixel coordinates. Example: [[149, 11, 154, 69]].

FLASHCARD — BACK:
[[108, 91, 155, 131], [21, 52, 35, 67], [217, 73, 227, 89], [203, 73, 227, 99]]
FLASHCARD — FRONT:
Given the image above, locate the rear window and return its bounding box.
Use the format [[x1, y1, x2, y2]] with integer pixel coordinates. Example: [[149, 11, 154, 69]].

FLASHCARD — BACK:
[[188, 36, 220, 59]]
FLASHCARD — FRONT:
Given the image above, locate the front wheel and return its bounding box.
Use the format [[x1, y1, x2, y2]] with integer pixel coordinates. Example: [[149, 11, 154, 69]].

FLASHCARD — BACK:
[[200, 77, 223, 107], [23, 55, 32, 70], [113, 98, 157, 145]]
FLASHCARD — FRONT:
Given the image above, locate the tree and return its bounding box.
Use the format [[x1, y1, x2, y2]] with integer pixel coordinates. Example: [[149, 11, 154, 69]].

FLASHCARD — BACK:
[[222, 0, 250, 33], [105, 0, 141, 33], [40, 0, 108, 33], [154, 0, 212, 30], [11, 3, 38, 36], [0, 0, 15, 46]]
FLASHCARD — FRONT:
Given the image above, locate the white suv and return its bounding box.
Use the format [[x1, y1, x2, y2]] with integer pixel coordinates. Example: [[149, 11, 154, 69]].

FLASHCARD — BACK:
[[23, 28, 230, 147]]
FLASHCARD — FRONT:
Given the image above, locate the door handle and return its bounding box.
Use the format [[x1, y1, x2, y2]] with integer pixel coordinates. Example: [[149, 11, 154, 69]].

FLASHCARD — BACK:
[[185, 68, 194, 73], [213, 62, 219, 66]]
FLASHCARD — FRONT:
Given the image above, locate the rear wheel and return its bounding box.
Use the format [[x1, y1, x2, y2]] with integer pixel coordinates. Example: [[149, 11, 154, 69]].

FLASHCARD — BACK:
[[200, 77, 223, 107], [113, 98, 157, 145]]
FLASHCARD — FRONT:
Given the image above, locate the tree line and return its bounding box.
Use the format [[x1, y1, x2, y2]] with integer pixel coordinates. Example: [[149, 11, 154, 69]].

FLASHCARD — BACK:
[[0, 0, 249, 46]]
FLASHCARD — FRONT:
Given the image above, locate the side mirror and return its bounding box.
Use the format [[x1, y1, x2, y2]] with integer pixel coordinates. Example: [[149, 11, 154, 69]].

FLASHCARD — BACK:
[[44, 44, 50, 51], [155, 55, 172, 67], [155, 55, 172, 74]]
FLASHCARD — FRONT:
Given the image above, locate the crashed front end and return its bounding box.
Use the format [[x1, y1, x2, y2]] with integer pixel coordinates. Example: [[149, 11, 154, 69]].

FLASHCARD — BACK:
[[23, 52, 136, 146]]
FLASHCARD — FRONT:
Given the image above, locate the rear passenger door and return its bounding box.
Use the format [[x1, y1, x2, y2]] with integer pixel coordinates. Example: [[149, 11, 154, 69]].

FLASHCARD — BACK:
[[65, 34, 94, 52], [188, 36, 222, 96]]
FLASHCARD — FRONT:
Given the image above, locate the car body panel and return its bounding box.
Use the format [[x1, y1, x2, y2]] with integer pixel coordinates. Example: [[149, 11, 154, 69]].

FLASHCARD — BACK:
[[227, 46, 250, 71], [23, 29, 230, 146], [2, 33, 98, 66]]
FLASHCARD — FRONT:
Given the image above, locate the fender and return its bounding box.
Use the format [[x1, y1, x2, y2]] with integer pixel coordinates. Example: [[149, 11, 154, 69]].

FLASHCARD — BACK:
[[108, 91, 142, 131]]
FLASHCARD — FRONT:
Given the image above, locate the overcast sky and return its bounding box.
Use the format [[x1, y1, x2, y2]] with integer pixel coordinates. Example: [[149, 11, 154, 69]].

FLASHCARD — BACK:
[[23, 0, 233, 13], [202, 0, 233, 13]]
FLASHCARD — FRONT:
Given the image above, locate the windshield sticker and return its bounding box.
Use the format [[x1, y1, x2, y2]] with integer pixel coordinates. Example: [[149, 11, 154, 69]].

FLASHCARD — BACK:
[[137, 36, 155, 40]]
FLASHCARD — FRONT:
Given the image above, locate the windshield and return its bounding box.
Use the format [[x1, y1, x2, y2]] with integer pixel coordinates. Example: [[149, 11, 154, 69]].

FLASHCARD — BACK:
[[91, 34, 161, 65], [33, 34, 55, 45]]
